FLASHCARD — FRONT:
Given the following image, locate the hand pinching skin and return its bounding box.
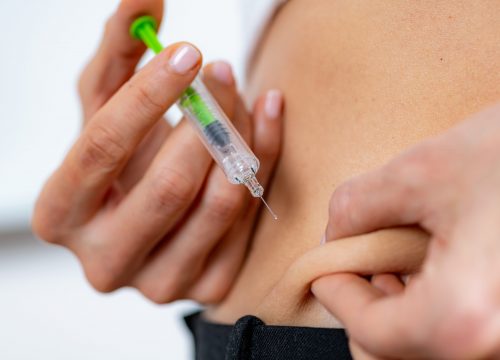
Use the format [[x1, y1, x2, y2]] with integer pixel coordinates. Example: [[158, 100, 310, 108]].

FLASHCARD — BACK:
[[314, 103, 500, 359]]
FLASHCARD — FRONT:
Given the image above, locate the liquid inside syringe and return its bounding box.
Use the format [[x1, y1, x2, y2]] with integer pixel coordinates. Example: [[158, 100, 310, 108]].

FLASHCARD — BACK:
[[180, 79, 278, 220]]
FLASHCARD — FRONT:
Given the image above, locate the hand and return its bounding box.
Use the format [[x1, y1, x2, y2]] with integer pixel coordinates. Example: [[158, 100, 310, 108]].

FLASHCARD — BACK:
[[312, 103, 500, 359], [32, 1, 283, 305]]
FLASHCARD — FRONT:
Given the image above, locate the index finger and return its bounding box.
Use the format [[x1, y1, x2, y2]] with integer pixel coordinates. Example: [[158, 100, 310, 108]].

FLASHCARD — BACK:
[[79, 0, 164, 120], [35, 43, 202, 233]]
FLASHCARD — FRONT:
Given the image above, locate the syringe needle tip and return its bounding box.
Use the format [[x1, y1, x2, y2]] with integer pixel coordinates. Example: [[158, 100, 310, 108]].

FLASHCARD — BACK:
[[260, 197, 278, 220]]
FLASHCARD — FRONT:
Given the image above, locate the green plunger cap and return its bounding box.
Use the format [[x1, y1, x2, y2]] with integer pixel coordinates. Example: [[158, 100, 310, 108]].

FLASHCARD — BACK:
[[130, 15, 158, 40]]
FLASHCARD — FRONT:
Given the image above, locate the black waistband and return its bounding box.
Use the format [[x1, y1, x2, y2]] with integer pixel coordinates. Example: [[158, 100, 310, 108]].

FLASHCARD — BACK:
[[184, 311, 352, 360]]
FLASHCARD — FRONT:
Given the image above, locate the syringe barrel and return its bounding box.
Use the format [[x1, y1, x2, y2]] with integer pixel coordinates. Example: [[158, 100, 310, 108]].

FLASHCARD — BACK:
[[177, 76, 260, 186]]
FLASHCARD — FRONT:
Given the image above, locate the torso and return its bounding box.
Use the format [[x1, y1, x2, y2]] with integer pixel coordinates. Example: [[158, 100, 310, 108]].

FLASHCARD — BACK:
[[209, 0, 500, 325]]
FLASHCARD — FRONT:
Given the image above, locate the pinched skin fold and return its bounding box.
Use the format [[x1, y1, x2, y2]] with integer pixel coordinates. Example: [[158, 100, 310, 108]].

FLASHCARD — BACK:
[[255, 228, 429, 327]]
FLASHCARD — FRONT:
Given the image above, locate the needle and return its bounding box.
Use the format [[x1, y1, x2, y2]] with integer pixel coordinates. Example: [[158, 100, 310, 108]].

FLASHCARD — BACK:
[[260, 197, 278, 220]]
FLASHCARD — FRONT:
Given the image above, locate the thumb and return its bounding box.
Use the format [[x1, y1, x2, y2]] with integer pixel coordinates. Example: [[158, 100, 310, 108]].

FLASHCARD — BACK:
[[312, 273, 419, 358], [326, 159, 425, 241]]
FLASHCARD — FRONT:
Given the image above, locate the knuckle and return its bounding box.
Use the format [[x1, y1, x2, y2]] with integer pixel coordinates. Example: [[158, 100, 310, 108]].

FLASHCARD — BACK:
[[86, 270, 120, 293], [328, 182, 354, 230], [77, 59, 95, 101], [204, 190, 243, 223], [387, 152, 428, 197], [80, 123, 128, 173], [77, 70, 87, 100], [391, 144, 440, 186], [77, 64, 107, 120], [193, 288, 225, 305], [32, 213, 61, 244], [430, 300, 493, 358], [84, 253, 128, 293], [193, 277, 231, 305], [448, 304, 490, 339], [255, 144, 280, 169], [32, 208, 58, 244], [149, 167, 196, 212], [103, 16, 114, 36], [329, 183, 352, 217], [32, 194, 67, 244], [87, 274, 120, 294], [128, 80, 164, 119], [254, 127, 280, 162], [259, 143, 280, 162], [77, 68, 102, 117], [138, 278, 180, 305]]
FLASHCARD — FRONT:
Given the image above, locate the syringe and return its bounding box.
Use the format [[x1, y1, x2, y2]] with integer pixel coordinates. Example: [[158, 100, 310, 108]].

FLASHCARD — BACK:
[[130, 16, 277, 219]]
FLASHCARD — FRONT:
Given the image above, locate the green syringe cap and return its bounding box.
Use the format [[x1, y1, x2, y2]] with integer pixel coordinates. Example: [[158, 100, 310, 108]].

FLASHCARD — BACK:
[[130, 15, 158, 40]]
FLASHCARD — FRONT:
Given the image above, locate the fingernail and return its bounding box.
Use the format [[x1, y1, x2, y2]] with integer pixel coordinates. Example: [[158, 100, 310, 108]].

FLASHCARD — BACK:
[[168, 44, 201, 74], [320, 234, 326, 245], [264, 90, 283, 120], [212, 61, 234, 86]]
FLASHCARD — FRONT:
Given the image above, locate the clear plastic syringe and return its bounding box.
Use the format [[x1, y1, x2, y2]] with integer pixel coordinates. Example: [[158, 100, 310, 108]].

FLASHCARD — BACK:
[[130, 16, 277, 219]]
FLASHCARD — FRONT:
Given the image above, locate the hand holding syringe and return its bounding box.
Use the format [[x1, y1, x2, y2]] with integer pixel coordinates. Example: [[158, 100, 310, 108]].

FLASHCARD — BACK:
[[34, 0, 282, 305], [131, 16, 277, 219]]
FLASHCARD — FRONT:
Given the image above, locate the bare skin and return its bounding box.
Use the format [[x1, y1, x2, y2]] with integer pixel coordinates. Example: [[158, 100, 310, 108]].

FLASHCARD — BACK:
[[209, 0, 500, 324]]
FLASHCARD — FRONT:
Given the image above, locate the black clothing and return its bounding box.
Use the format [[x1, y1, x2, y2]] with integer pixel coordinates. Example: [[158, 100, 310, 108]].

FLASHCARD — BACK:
[[184, 311, 352, 360]]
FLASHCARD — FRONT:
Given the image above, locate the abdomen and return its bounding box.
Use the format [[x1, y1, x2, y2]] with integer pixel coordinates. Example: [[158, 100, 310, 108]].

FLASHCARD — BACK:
[[209, 0, 500, 323]]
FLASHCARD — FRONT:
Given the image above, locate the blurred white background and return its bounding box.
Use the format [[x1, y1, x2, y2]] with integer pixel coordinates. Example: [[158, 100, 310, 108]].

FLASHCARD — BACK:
[[0, 0, 244, 359]]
